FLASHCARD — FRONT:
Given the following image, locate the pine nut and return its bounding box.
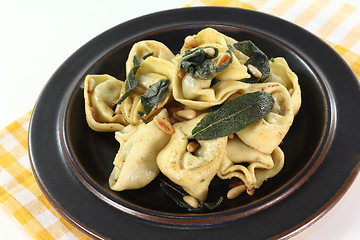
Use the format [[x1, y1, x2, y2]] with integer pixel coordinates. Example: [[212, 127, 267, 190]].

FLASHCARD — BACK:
[[227, 184, 246, 200], [186, 141, 199, 153], [153, 116, 174, 135], [172, 112, 187, 122], [184, 36, 199, 48], [216, 52, 231, 67], [228, 133, 235, 140], [88, 78, 95, 93], [183, 195, 199, 209], [247, 64, 262, 78], [204, 47, 216, 57], [175, 109, 197, 120], [228, 179, 243, 189]]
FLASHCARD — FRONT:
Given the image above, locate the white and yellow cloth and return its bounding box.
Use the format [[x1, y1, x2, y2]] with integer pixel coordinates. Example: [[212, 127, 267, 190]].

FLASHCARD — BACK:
[[1, 0, 359, 239]]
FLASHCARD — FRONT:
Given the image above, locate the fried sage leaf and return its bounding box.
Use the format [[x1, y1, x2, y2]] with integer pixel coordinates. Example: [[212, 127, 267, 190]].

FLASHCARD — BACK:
[[233, 40, 270, 79], [191, 91, 274, 141], [113, 55, 141, 105], [179, 46, 232, 79], [137, 111, 148, 124], [142, 52, 154, 60], [139, 79, 170, 115], [159, 176, 223, 212]]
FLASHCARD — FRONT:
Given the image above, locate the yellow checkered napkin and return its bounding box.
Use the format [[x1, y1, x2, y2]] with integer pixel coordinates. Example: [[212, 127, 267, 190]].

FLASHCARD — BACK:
[[187, 0, 360, 77], [0, 112, 92, 240], [1, 0, 359, 239]]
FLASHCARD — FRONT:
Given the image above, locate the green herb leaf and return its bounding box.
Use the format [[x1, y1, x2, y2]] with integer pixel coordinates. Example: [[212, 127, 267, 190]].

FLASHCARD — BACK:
[[179, 46, 232, 79], [159, 177, 189, 209], [238, 78, 261, 84], [198, 197, 223, 212], [139, 79, 170, 115], [142, 52, 154, 60], [137, 111, 148, 124], [159, 176, 223, 212], [233, 40, 270, 79], [191, 91, 274, 140], [113, 55, 141, 105]]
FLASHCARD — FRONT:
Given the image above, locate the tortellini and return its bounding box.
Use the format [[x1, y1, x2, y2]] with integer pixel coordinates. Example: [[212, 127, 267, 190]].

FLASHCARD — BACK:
[[172, 28, 251, 110], [156, 114, 227, 201], [109, 109, 172, 191], [83, 28, 301, 209], [172, 57, 250, 110], [84, 74, 128, 132], [118, 57, 175, 124], [264, 57, 301, 115], [236, 82, 294, 154], [126, 40, 175, 74], [118, 42, 176, 125], [217, 136, 284, 194]]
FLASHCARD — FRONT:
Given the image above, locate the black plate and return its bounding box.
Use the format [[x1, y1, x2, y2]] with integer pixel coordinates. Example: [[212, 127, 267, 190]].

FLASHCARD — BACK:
[[29, 7, 360, 239]]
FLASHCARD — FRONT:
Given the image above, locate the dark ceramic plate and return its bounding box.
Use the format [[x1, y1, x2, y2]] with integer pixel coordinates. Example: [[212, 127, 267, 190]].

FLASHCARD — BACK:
[[29, 7, 360, 240]]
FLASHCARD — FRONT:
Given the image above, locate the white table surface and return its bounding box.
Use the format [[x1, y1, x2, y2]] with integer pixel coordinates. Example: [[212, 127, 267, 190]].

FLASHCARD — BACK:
[[1, 0, 359, 239]]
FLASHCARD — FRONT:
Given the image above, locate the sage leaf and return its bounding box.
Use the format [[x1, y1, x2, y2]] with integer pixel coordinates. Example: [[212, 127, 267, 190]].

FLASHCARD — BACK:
[[159, 176, 223, 212], [142, 52, 153, 60], [191, 91, 274, 141], [198, 197, 223, 212], [238, 78, 261, 84], [233, 40, 270, 79], [139, 79, 170, 115], [159, 177, 189, 209], [137, 111, 148, 124], [180, 46, 232, 79], [113, 55, 141, 105]]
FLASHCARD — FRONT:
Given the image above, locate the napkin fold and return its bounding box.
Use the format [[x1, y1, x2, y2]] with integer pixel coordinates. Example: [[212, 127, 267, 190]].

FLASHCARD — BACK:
[[1, 0, 359, 239]]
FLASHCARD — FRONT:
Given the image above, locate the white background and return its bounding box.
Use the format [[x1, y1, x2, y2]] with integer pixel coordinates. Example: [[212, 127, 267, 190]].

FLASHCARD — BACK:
[[1, 0, 359, 239]]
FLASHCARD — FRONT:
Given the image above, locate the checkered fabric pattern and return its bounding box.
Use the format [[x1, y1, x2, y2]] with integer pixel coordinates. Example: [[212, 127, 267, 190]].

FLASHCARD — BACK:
[[1, 0, 359, 239], [185, 0, 360, 76], [0, 111, 91, 240]]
